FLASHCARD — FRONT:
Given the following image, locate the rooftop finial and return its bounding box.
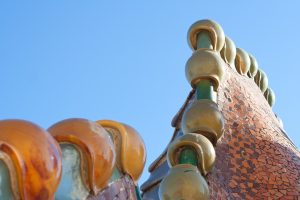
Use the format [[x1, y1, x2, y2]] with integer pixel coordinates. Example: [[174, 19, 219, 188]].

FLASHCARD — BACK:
[[221, 36, 236, 67], [161, 19, 227, 200], [264, 88, 276, 107], [248, 54, 258, 78], [187, 19, 225, 52], [235, 48, 251, 75]]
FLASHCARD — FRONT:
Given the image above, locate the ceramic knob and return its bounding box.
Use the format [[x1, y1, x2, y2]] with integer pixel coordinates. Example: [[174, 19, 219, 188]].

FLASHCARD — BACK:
[[181, 99, 225, 145], [235, 48, 251, 75], [248, 54, 258, 78], [254, 69, 268, 93], [185, 49, 226, 91], [97, 120, 146, 184], [159, 164, 209, 200], [0, 120, 62, 200], [187, 19, 225, 52], [264, 88, 275, 107], [221, 36, 236, 67], [48, 118, 116, 195], [167, 133, 216, 175]]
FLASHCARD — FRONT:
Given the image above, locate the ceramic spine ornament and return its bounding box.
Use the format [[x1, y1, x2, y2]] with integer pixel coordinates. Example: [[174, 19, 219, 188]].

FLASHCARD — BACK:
[[159, 19, 226, 200]]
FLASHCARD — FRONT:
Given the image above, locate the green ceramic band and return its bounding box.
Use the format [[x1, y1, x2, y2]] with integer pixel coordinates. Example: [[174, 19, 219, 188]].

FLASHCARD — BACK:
[[196, 80, 214, 100], [179, 148, 198, 166], [195, 32, 216, 101], [196, 31, 213, 50]]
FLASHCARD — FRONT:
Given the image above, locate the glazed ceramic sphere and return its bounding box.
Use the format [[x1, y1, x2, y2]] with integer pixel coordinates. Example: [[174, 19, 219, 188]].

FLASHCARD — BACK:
[[167, 133, 216, 175], [254, 69, 269, 93], [185, 49, 226, 91], [48, 118, 116, 194], [235, 48, 251, 75], [264, 88, 276, 107], [159, 164, 209, 200], [97, 120, 146, 184], [248, 54, 258, 78], [220, 36, 236, 67], [0, 120, 62, 200], [181, 99, 225, 145], [187, 19, 225, 52], [260, 70, 269, 93]]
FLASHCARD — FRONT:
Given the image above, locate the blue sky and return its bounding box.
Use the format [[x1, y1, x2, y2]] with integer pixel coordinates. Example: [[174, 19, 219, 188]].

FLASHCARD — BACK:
[[1, 1, 299, 184]]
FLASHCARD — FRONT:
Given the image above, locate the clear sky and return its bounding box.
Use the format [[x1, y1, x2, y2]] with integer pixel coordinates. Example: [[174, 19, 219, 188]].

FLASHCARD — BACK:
[[1, 1, 299, 184]]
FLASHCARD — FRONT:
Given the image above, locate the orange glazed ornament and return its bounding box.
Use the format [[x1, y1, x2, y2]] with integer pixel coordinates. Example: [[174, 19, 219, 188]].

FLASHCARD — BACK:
[[0, 120, 62, 200]]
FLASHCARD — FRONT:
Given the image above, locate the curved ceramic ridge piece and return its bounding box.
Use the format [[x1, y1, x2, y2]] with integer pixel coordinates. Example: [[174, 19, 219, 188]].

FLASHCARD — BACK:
[[185, 49, 226, 91], [48, 118, 116, 195], [275, 114, 284, 128], [96, 120, 146, 184], [220, 36, 236, 67], [235, 48, 251, 75], [0, 120, 62, 200], [159, 164, 209, 200], [167, 133, 215, 175], [254, 69, 269, 93], [181, 99, 225, 145], [187, 19, 225, 52], [248, 54, 258, 78], [264, 88, 276, 107]]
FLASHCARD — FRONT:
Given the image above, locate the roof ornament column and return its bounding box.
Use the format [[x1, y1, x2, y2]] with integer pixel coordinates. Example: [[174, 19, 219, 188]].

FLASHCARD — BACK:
[[158, 19, 226, 200]]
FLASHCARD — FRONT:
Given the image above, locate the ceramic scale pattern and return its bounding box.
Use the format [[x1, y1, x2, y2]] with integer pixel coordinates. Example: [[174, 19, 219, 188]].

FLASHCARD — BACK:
[[87, 175, 137, 200], [207, 65, 300, 199]]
